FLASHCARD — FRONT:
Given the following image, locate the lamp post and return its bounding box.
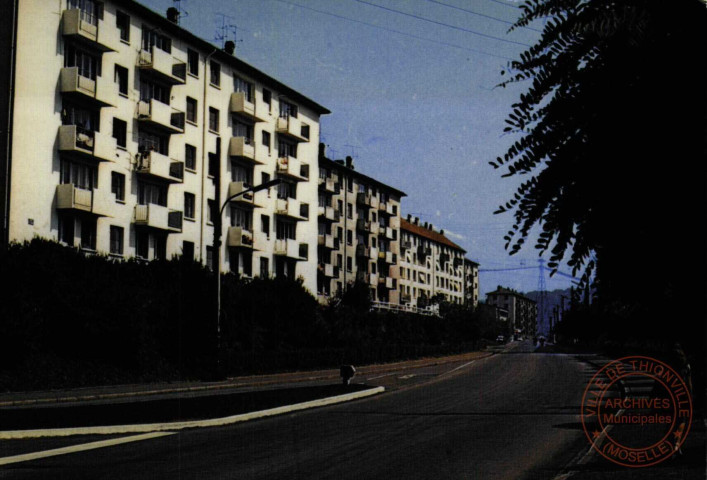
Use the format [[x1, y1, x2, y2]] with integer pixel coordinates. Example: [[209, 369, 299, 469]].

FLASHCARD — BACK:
[[213, 178, 282, 376]]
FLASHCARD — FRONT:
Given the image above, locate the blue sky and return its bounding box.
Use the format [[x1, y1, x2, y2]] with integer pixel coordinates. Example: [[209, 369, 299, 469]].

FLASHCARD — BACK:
[[139, 0, 577, 295]]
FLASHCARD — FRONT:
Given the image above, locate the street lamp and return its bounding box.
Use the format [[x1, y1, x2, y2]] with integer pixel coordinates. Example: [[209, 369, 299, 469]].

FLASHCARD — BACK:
[[213, 178, 282, 376]]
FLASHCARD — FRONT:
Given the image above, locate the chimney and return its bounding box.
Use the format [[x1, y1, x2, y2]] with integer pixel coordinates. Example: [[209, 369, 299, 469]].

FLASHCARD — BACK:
[[429, 223, 434, 231], [224, 40, 235, 55], [345, 156, 354, 170], [440, 229, 444, 235], [319, 143, 326, 159], [166, 7, 179, 24], [423, 222, 428, 229], [414, 217, 419, 225], [407, 214, 411, 222]]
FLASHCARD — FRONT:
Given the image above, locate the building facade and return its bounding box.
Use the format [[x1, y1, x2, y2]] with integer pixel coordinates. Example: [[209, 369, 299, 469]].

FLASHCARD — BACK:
[[398, 216, 469, 307], [464, 258, 480, 308], [316, 147, 406, 304], [486, 286, 537, 337], [0, 0, 329, 295]]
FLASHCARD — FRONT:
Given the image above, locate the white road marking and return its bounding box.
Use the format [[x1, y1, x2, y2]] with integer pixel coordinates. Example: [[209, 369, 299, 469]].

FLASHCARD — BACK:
[[367, 373, 396, 381], [445, 360, 476, 375], [0, 432, 175, 466], [398, 375, 416, 380]]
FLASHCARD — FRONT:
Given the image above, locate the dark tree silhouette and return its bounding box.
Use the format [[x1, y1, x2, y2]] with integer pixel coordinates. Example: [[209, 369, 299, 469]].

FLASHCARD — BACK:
[[493, 0, 707, 306]]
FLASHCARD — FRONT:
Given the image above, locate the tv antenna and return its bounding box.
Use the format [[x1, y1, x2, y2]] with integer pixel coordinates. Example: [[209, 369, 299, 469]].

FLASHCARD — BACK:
[[172, 0, 189, 24], [214, 13, 243, 51]]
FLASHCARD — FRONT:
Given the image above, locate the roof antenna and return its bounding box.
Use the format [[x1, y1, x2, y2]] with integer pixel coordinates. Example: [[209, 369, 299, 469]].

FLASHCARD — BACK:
[[214, 13, 243, 52], [171, 0, 189, 25]]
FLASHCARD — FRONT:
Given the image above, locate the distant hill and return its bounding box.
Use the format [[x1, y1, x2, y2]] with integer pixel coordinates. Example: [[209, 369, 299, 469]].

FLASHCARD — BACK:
[[523, 288, 572, 335]]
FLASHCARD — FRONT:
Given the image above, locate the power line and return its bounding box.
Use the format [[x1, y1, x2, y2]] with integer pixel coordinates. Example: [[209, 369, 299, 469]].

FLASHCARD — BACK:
[[271, 0, 515, 60], [351, 0, 531, 47], [422, 0, 541, 33], [483, 0, 521, 9]]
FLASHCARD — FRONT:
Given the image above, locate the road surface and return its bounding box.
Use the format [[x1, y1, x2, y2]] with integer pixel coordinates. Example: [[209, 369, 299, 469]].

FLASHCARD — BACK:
[[0, 341, 596, 479]]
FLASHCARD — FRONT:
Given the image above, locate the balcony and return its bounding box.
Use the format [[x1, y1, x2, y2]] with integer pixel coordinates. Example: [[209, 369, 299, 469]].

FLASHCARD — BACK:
[[357, 192, 380, 209], [230, 92, 265, 122], [228, 181, 258, 207], [228, 136, 263, 165], [318, 206, 339, 222], [61, 8, 118, 52], [58, 125, 117, 163], [134, 204, 183, 232], [356, 219, 370, 232], [401, 240, 412, 252], [137, 46, 186, 85], [440, 253, 450, 266], [318, 177, 336, 193], [355, 244, 369, 258], [379, 250, 395, 264], [59, 67, 115, 108], [136, 151, 184, 183], [318, 233, 335, 250], [368, 273, 379, 286], [401, 293, 411, 303], [370, 246, 379, 259], [226, 226, 254, 249], [137, 99, 185, 134], [56, 184, 110, 216], [379, 276, 395, 289], [277, 157, 309, 181], [274, 239, 308, 260], [379, 201, 395, 216], [276, 115, 308, 142], [382, 226, 395, 240], [418, 246, 431, 258], [318, 263, 335, 278], [275, 198, 308, 221]]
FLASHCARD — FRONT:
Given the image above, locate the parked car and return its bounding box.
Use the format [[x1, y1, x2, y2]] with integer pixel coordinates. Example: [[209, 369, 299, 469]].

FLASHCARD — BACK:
[[496, 335, 505, 344]]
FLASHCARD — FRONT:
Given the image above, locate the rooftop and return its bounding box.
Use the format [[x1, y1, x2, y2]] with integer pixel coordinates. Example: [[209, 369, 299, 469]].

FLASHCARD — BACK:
[[400, 217, 466, 252]]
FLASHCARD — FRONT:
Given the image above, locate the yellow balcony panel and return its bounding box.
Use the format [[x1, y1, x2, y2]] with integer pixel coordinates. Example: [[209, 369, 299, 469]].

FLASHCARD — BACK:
[[58, 125, 117, 163], [59, 67, 115, 108], [227, 226, 256, 249], [137, 99, 185, 134], [318, 205, 339, 222], [277, 157, 309, 182], [137, 46, 186, 85], [62, 8, 118, 52], [137, 151, 184, 184], [56, 184, 111, 216], [276, 115, 308, 142], [134, 204, 183, 232], [228, 136, 262, 164], [275, 198, 308, 221], [230, 92, 265, 122], [318, 233, 335, 250], [274, 239, 308, 260]]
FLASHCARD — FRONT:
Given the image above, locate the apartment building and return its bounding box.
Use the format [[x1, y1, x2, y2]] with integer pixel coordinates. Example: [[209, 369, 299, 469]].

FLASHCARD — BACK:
[[0, 0, 329, 295], [464, 258, 480, 308], [486, 286, 537, 337], [398, 216, 469, 307], [316, 146, 406, 304]]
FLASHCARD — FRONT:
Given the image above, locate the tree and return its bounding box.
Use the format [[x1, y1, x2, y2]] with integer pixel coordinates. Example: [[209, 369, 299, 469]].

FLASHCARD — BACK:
[[493, 0, 707, 309]]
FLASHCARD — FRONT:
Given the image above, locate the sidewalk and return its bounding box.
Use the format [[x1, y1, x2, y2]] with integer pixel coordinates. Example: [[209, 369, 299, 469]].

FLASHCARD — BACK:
[[0, 349, 494, 407]]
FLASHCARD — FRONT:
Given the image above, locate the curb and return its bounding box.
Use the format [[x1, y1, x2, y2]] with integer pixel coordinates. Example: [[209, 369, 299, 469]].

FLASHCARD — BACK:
[[0, 386, 385, 439], [0, 351, 494, 408]]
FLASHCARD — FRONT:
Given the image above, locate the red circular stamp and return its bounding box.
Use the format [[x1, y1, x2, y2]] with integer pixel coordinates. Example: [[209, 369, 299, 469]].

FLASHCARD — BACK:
[[580, 356, 692, 467]]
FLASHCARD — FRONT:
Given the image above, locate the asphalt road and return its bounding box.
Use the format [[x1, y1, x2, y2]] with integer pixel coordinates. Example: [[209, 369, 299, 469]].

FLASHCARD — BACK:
[[0, 341, 597, 479]]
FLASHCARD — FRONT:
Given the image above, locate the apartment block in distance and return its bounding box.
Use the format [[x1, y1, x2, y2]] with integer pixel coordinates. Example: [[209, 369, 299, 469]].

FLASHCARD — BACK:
[[0, 0, 330, 295], [486, 286, 538, 337], [399, 216, 470, 307], [316, 145, 406, 304], [464, 258, 480, 308]]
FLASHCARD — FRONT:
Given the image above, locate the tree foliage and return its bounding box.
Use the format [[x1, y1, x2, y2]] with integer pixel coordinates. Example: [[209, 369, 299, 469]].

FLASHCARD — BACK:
[[493, 0, 707, 303]]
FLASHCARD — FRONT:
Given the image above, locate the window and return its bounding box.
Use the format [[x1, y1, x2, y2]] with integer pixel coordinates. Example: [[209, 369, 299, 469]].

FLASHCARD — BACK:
[[182, 241, 194, 260], [138, 130, 168, 155], [207, 200, 215, 224], [278, 139, 297, 158], [116, 11, 130, 42], [186, 97, 197, 124], [301, 124, 310, 140], [338, 200, 343, 214], [277, 180, 296, 200], [139, 79, 170, 104], [346, 229, 353, 246], [230, 206, 252, 229], [208, 152, 217, 177], [187, 49, 199, 76], [260, 257, 269, 278], [142, 27, 171, 53], [231, 160, 252, 184], [209, 107, 219, 132], [206, 246, 214, 270], [69, 0, 101, 24], [137, 181, 167, 206], [262, 172, 271, 186], [232, 120, 253, 142], [80, 217, 96, 250], [112, 118, 126, 148], [114, 65, 128, 96], [263, 89, 272, 107], [110, 226, 124, 255], [65, 44, 99, 80], [185, 144, 196, 171], [61, 159, 96, 190], [347, 203, 352, 219], [58, 214, 74, 245], [184, 192, 195, 219], [279, 100, 297, 119], [233, 76, 253, 102], [136, 230, 149, 259], [276, 220, 296, 240], [346, 256, 352, 272], [111, 172, 125, 202], [261, 214, 270, 237], [210, 61, 220, 87], [262, 131, 271, 151]]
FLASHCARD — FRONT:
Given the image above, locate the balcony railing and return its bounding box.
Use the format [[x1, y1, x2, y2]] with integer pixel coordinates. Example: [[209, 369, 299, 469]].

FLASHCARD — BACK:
[[227, 226, 254, 248], [62, 8, 118, 52], [134, 204, 182, 232], [275, 198, 307, 221], [137, 150, 184, 183], [58, 125, 117, 163], [137, 46, 187, 85], [230, 92, 265, 122], [227, 181, 256, 206], [137, 99, 185, 134], [318, 233, 335, 249], [318, 177, 336, 193], [274, 239, 307, 260], [55, 184, 110, 216], [319, 263, 335, 278], [277, 157, 309, 181], [228, 136, 263, 164], [59, 67, 115, 107], [318, 206, 339, 222], [276, 115, 308, 142], [356, 244, 370, 258]]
